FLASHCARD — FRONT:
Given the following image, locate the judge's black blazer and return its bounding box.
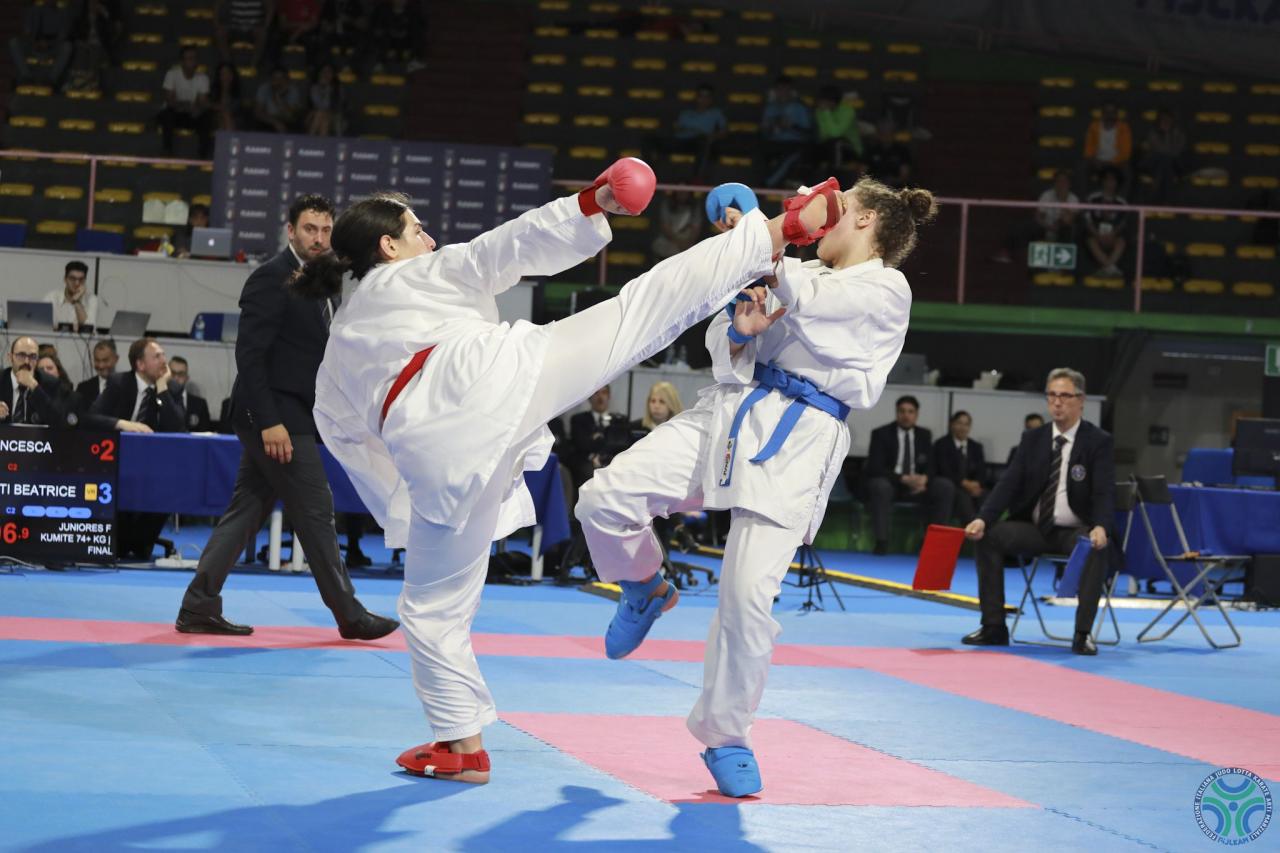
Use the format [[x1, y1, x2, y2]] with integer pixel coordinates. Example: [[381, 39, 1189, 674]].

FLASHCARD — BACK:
[[979, 420, 1115, 530]]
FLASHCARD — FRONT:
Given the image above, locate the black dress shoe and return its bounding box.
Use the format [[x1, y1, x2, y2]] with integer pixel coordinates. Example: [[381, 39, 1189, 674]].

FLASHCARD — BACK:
[[961, 625, 1010, 646], [339, 611, 400, 641], [1072, 631, 1098, 656], [346, 548, 373, 568], [175, 609, 254, 635], [872, 540, 889, 556]]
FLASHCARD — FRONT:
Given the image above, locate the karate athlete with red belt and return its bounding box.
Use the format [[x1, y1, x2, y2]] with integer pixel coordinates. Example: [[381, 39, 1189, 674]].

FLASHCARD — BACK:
[[297, 158, 839, 784], [577, 177, 938, 797]]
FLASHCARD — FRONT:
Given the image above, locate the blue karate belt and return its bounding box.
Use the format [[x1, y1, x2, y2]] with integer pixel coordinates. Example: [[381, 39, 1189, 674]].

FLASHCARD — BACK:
[[719, 362, 851, 487]]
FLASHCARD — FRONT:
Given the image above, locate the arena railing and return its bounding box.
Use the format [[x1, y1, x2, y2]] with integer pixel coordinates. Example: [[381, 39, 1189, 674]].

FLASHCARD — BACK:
[[551, 177, 1280, 314]]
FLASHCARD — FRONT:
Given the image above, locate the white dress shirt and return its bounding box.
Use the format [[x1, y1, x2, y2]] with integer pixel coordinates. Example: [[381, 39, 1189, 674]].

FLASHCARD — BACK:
[[44, 287, 98, 329], [129, 372, 154, 421], [1034, 419, 1085, 529]]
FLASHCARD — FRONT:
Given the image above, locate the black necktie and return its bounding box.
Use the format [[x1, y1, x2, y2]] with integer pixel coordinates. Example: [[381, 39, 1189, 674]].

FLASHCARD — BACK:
[[139, 387, 158, 428], [1038, 435, 1068, 536], [903, 430, 914, 475], [13, 387, 28, 424]]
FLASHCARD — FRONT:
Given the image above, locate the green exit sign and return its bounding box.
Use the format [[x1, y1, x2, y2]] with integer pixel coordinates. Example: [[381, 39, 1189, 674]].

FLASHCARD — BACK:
[[1267, 343, 1280, 378]]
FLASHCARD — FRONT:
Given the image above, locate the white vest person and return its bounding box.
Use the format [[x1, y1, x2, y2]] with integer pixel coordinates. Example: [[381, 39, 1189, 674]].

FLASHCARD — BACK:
[[298, 157, 842, 784], [577, 177, 937, 797]]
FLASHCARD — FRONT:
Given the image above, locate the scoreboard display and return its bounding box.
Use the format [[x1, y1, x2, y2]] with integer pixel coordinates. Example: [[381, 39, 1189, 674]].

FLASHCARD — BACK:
[[0, 426, 117, 565]]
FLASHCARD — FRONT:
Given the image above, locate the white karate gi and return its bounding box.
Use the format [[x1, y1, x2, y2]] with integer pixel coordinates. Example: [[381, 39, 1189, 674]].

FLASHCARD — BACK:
[[314, 195, 777, 740], [578, 255, 911, 749]]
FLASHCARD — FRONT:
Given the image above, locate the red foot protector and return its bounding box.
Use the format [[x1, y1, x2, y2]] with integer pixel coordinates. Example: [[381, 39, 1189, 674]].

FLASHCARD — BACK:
[[578, 157, 657, 216], [781, 177, 842, 246], [396, 742, 491, 777]]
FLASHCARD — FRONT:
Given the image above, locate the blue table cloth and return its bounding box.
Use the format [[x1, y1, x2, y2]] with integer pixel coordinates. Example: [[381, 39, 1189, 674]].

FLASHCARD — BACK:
[[1121, 484, 1280, 584], [117, 433, 571, 553]]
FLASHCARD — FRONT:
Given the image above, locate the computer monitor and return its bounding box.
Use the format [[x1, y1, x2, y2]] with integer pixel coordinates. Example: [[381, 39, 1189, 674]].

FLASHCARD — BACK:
[[888, 352, 927, 385], [1233, 418, 1280, 481], [191, 226, 233, 259], [5, 300, 53, 332], [109, 310, 150, 339]]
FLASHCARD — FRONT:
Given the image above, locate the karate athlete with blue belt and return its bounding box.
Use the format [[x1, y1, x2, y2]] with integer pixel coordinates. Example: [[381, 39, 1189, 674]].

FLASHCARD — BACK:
[[578, 177, 938, 797]]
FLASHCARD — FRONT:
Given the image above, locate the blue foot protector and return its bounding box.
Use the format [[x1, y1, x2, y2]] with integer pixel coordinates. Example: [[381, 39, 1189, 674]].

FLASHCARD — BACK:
[[604, 573, 676, 660], [702, 746, 763, 797]]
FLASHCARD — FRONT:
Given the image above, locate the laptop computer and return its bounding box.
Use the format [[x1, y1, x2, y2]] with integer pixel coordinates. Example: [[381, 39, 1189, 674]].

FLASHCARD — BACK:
[[5, 300, 54, 332], [109, 310, 150, 339], [191, 226, 233, 259]]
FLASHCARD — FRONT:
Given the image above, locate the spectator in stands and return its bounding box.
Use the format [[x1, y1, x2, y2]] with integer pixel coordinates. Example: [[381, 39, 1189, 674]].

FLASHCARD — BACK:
[[75, 339, 119, 415], [10, 2, 74, 87], [173, 203, 211, 258], [633, 381, 683, 434], [642, 84, 727, 182], [1036, 169, 1080, 243], [1083, 101, 1133, 190], [254, 66, 304, 133], [933, 410, 987, 524], [862, 118, 913, 189], [71, 0, 120, 66], [757, 75, 812, 187], [1008, 413, 1044, 464], [813, 85, 864, 185], [863, 395, 954, 555], [568, 385, 631, 487], [1140, 108, 1188, 203], [963, 367, 1114, 656], [1084, 167, 1129, 277], [167, 356, 214, 432], [305, 62, 346, 137], [1, 337, 61, 427], [209, 62, 245, 132], [272, 0, 323, 65], [44, 260, 97, 332], [158, 46, 214, 158], [650, 191, 702, 260], [368, 0, 427, 73], [215, 0, 273, 67], [36, 352, 80, 428]]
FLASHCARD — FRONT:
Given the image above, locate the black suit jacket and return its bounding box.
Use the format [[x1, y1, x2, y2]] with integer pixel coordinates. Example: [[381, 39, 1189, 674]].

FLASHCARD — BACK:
[[85, 371, 188, 433], [1, 367, 62, 427], [230, 248, 332, 435], [569, 410, 631, 461], [865, 422, 935, 480], [75, 375, 103, 412], [178, 390, 213, 432], [933, 436, 987, 486], [980, 420, 1115, 530]]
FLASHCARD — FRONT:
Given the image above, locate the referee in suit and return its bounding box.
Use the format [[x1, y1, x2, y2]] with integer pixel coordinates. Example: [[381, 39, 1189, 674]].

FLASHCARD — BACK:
[[963, 368, 1115, 656], [932, 410, 988, 524], [863, 395, 955, 555], [176, 194, 397, 640]]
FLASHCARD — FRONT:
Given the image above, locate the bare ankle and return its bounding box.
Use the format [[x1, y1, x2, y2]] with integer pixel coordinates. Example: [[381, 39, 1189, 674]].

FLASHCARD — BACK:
[[446, 734, 484, 754]]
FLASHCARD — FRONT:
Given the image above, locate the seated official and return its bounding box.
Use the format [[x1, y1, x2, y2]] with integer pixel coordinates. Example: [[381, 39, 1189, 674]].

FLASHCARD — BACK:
[[74, 339, 121, 416], [86, 337, 189, 561], [167, 356, 213, 431], [933, 410, 988, 524], [963, 368, 1115, 656], [568, 384, 632, 487], [1, 336, 62, 427], [44, 260, 97, 332], [863, 395, 955, 555], [36, 352, 81, 428]]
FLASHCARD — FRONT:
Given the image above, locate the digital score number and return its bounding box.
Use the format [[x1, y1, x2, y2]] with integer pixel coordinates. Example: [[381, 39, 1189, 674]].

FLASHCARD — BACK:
[[0, 427, 118, 565]]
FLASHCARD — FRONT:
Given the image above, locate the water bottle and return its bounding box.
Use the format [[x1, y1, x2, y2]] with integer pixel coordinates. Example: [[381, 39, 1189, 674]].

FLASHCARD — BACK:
[[193, 314, 205, 340], [159, 232, 173, 257]]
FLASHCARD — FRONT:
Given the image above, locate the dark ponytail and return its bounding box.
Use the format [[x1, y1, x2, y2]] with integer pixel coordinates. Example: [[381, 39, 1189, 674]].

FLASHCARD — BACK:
[[289, 191, 412, 298], [289, 251, 349, 299]]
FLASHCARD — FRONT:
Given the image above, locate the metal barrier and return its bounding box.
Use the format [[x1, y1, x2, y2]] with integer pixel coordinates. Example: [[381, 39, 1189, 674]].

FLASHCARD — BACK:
[[552, 177, 1280, 314]]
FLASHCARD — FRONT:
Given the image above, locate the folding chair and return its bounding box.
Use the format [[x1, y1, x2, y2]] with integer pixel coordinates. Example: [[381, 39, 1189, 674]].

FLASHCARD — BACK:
[[1010, 480, 1132, 647], [1132, 475, 1245, 649]]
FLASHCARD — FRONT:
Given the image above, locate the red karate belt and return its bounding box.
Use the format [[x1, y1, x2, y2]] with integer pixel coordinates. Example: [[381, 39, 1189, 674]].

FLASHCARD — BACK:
[[380, 346, 436, 430]]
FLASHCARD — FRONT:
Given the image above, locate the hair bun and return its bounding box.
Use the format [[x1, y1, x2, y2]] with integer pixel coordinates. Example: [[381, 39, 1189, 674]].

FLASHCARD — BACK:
[[900, 188, 937, 224]]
